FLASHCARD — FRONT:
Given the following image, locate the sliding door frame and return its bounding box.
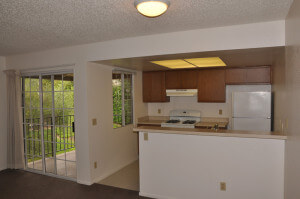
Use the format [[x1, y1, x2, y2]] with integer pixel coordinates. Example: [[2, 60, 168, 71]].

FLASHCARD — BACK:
[[21, 69, 76, 181]]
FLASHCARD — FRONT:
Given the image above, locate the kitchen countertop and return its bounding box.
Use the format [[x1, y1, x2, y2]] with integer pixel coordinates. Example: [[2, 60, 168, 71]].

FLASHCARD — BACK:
[[137, 120, 166, 125], [133, 126, 287, 140], [137, 116, 169, 125], [195, 117, 229, 128], [137, 116, 229, 128], [195, 122, 228, 128]]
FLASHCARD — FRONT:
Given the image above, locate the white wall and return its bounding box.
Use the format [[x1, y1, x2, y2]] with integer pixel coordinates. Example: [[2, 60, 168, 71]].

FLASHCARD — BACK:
[[86, 62, 147, 183], [284, 0, 300, 198], [148, 96, 228, 118], [4, 20, 285, 184], [0, 57, 7, 171], [133, 70, 149, 123], [271, 49, 287, 133], [73, 62, 92, 184], [139, 132, 285, 199]]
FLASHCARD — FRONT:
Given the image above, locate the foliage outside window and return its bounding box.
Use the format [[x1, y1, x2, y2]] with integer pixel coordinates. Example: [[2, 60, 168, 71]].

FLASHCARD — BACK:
[[22, 74, 75, 163], [112, 72, 133, 129]]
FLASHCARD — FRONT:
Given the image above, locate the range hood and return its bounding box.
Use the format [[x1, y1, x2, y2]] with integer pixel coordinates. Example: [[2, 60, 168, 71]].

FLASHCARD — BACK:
[[166, 89, 198, 97]]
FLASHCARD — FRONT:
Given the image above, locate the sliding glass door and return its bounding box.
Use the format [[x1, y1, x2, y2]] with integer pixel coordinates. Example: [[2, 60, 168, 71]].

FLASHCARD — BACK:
[[22, 72, 76, 179]]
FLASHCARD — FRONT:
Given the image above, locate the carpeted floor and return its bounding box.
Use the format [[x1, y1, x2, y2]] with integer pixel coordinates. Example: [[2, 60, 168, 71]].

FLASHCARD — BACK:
[[0, 169, 151, 199]]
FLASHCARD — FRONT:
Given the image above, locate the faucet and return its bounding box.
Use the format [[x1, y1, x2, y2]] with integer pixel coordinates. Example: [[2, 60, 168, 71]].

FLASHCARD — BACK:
[[212, 123, 219, 131]]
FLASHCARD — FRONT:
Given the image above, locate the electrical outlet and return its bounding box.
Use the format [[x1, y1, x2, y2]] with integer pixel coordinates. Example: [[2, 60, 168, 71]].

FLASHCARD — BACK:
[[94, 161, 97, 169], [219, 109, 223, 115], [92, 118, 97, 126], [144, 133, 148, 141], [158, 109, 161, 114], [220, 182, 226, 191]]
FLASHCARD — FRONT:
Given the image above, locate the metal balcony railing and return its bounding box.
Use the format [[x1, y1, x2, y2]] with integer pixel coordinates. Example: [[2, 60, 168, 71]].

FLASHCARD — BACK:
[[25, 115, 75, 157]]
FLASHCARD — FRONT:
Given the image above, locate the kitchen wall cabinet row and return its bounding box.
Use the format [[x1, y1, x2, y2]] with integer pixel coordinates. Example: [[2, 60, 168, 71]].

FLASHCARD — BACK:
[[143, 66, 271, 103]]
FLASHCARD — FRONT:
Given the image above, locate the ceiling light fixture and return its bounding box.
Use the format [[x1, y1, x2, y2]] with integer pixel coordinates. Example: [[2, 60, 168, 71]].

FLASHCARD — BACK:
[[151, 59, 196, 69], [151, 57, 227, 69], [134, 0, 170, 18], [185, 57, 227, 67]]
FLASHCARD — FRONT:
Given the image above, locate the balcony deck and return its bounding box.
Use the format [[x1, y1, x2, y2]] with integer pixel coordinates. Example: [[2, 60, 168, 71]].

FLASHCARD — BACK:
[[27, 150, 76, 179]]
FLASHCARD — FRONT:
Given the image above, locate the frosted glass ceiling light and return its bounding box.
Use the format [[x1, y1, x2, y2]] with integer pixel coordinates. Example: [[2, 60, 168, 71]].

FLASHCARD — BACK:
[[185, 57, 227, 67], [151, 59, 196, 69], [134, 0, 170, 17], [151, 57, 227, 69]]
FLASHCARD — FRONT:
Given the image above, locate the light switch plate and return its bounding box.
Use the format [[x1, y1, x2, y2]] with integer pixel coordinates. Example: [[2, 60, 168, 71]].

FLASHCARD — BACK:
[[92, 118, 97, 126], [219, 109, 223, 115]]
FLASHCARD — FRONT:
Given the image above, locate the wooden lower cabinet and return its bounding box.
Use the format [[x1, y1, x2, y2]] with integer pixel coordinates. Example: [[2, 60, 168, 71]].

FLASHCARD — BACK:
[[197, 69, 226, 103]]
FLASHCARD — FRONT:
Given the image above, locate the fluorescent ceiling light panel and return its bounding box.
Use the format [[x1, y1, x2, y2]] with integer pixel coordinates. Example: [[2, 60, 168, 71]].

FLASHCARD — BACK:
[[151, 59, 196, 69], [185, 57, 226, 67]]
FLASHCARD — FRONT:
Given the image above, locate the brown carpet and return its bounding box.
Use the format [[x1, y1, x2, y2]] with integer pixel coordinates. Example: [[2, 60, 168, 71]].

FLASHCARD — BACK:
[[0, 169, 151, 199]]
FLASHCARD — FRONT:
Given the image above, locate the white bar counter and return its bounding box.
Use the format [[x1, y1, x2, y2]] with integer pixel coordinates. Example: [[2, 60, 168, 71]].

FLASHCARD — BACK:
[[133, 126, 287, 140], [134, 126, 285, 199]]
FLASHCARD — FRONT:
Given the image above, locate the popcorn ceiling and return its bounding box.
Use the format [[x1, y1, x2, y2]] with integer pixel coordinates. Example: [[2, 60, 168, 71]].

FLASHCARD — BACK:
[[0, 0, 293, 55]]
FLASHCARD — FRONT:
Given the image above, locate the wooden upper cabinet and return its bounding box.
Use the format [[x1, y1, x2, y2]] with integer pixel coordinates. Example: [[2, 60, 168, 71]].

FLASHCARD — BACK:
[[142, 66, 271, 103], [225, 68, 247, 84], [165, 71, 181, 89], [181, 70, 198, 89], [165, 70, 198, 89], [143, 71, 170, 103], [197, 69, 226, 103], [225, 66, 271, 84], [246, 67, 271, 83]]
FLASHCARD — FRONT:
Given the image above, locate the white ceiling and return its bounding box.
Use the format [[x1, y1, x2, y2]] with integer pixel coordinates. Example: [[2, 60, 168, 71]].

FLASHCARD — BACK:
[[0, 0, 293, 55]]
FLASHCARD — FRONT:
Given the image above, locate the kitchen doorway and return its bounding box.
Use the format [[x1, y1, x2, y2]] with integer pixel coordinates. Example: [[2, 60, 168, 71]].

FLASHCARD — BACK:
[[22, 72, 76, 180]]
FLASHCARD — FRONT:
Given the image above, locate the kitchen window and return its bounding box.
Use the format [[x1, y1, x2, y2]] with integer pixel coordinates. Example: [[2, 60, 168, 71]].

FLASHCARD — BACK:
[[112, 72, 133, 129]]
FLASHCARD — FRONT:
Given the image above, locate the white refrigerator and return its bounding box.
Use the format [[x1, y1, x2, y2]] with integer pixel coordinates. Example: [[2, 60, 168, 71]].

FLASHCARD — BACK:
[[232, 92, 272, 131]]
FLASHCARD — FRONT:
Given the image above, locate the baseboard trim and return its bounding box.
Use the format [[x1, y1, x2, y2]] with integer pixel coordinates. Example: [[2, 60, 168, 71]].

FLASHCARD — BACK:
[[139, 191, 174, 199], [77, 180, 93, 186], [0, 167, 7, 172], [93, 158, 138, 183]]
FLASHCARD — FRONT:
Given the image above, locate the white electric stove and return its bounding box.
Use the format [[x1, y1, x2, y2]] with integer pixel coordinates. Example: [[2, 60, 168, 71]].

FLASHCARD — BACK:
[[161, 110, 201, 129]]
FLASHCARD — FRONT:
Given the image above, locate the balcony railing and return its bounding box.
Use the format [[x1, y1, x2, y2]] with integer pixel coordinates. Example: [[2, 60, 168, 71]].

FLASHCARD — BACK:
[[25, 115, 75, 158]]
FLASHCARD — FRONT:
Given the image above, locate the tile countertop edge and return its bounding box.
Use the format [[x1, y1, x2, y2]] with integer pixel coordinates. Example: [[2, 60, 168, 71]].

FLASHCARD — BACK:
[[133, 126, 287, 140]]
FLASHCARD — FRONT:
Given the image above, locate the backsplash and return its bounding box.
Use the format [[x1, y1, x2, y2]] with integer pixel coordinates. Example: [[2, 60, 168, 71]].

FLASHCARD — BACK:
[[148, 96, 229, 117], [147, 85, 272, 119]]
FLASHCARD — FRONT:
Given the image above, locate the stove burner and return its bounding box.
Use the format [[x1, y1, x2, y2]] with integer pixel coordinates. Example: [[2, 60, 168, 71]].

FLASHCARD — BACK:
[[166, 120, 180, 123], [182, 120, 196, 124]]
